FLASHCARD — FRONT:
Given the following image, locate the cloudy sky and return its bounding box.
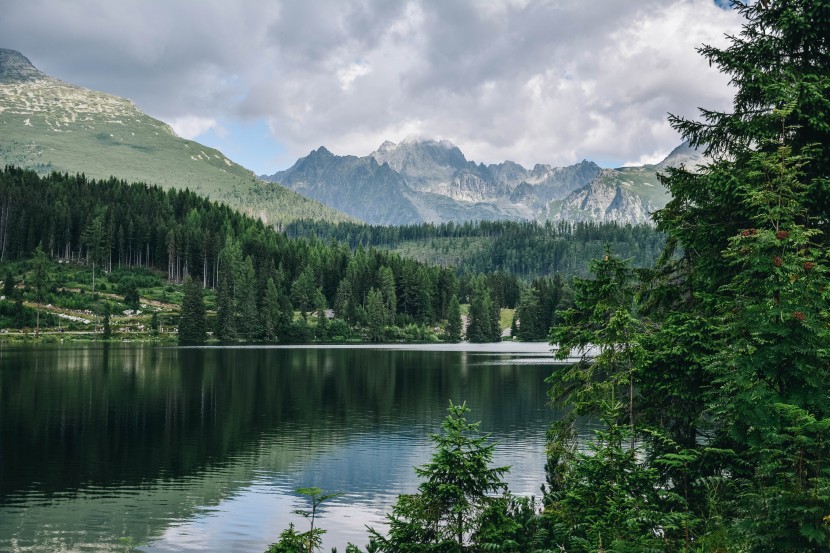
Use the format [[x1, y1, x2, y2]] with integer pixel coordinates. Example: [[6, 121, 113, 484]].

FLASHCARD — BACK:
[[1, 0, 743, 175]]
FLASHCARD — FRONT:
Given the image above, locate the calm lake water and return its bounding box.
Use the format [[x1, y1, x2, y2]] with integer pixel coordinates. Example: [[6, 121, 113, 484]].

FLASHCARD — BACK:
[[0, 343, 569, 552]]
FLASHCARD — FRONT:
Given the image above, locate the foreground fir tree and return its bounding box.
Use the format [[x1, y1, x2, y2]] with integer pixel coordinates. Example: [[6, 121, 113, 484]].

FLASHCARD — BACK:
[[546, 1, 830, 550], [653, 0, 830, 547], [369, 401, 511, 552], [550, 249, 644, 442]]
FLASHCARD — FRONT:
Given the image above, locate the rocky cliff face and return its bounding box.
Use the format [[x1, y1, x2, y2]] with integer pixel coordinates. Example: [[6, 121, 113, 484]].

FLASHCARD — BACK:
[[0, 49, 45, 83], [264, 137, 682, 225], [546, 170, 656, 224], [269, 147, 422, 225]]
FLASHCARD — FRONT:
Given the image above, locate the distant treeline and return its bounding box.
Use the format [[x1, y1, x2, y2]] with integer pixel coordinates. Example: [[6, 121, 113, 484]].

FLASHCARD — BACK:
[[0, 167, 533, 342], [285, 219, 666, 278]]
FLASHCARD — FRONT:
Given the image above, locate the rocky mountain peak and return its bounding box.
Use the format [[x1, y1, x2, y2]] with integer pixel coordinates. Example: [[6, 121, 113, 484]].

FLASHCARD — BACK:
[[0, 48, 46, 84], [377, 140, 397, 153], [658, 140, 704, 169]]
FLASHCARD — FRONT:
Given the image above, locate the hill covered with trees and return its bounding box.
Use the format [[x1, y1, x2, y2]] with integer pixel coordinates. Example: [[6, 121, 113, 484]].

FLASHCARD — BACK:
[[0, 167, 542, 343], [286, 219, 665, 279]]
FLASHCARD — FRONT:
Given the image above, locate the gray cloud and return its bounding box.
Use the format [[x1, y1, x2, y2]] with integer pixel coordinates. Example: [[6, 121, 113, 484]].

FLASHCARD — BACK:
[[0, 0, 743, 171]]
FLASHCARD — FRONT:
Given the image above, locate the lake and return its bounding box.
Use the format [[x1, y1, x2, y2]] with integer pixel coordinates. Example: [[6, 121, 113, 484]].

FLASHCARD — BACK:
[[0, 343, 571, 552]]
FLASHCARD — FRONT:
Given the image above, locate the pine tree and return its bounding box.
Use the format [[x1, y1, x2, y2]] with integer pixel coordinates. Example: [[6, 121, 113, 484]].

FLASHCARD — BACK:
[[379, 266, 397, 324], [366, 287, 386, 342], [122, 282, 140, 311], [369, 401, 509, 551], [488, 294, 501, 342], [31, 243, 48, 337], [81, 212, 107, 298], [466, 278, 493, 343], [445, 294, 462, 343], [291, 266, 320, 317], [517, 287, 547, 341], [650, 2, 830, 548], [261, 277, 281, 341], [334, 279, 356, 324], [179, 275, 207, 345], [215, 240, 239, 341], [236, 255, 259, 340], [315, 296, 328, 341]]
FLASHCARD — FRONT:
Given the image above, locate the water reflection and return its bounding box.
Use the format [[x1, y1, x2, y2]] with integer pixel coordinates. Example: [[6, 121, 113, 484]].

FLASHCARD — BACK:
[[0, 344, 563, 551]]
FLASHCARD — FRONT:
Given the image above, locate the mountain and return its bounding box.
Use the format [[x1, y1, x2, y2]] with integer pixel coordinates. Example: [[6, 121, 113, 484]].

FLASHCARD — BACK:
[[264, 137, 699, 225], [270, 147, 423, 225], [0, 49, 350, 226]]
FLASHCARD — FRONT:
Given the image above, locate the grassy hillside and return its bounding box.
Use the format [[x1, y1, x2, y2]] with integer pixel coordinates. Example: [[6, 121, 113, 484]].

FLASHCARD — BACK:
[[0, 51, 351, 226]]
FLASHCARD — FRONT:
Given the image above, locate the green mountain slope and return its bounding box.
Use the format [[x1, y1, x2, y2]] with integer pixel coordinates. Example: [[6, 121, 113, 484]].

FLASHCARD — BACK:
[[0, 48, 350, 226]]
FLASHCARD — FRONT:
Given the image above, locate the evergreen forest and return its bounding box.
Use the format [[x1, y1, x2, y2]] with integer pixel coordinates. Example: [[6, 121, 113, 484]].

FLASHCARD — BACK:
[[285, 219, 665, 279], [0, 167, 568, 343]]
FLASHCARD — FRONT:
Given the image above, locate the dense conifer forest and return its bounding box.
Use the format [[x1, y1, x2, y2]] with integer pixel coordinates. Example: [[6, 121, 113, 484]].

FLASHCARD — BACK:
[[0, 167, 466, 342], [285, 219, 665, 278], [0, 166, 660, 343], [0, 167, 554, 342]]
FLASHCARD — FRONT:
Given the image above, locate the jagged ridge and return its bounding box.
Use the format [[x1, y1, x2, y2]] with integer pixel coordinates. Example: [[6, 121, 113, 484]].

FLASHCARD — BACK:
[[263, 137, 697, 225]]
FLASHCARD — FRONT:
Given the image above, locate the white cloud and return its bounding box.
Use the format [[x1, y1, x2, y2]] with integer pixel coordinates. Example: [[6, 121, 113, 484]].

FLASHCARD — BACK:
[[1, 0, 745, 172], [337, 62, 372, 91], [168, 116, 221, 140]]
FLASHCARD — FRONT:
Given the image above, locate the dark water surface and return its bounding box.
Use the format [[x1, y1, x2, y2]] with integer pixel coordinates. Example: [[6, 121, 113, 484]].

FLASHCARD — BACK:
[[0, 343, 565, 551]]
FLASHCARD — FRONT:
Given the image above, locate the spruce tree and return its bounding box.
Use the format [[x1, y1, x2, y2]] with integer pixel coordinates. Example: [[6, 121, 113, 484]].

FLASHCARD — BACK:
[[261, 277, 281, 341], [215, 241, 238, 341], [516, 288, 541, 341], [445, 294, 462, 343], [334, 279, 356, 324], [379, 266, 397, 323], [366, 287, 385, 342], [466, 277, 493, 343], [31, 243, 48, 338], [543, 2, 830, 550], [179, 275, 207, 345], [236, 255, 259, 340], [369, 401, 509, 551]]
